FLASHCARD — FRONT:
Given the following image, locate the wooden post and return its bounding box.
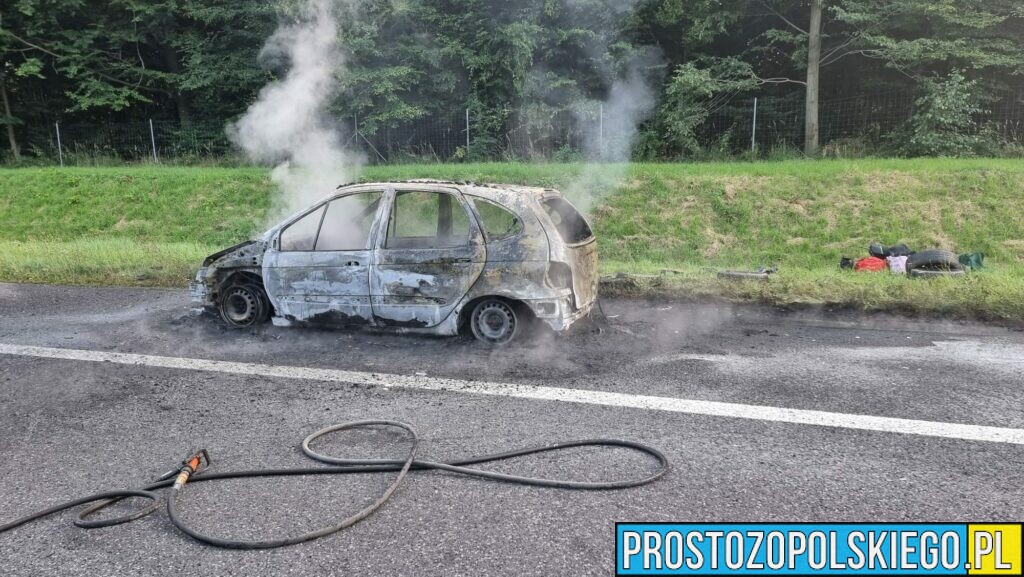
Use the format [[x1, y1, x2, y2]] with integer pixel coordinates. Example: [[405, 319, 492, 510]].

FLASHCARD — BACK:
[[751, 97, 758, 152], [55, 122, 64, 167], [148, 119, 159, 163]]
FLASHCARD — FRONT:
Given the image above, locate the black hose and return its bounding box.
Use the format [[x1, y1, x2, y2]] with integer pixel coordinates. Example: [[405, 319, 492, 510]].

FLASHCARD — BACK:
[[0, 420, 668, 550]]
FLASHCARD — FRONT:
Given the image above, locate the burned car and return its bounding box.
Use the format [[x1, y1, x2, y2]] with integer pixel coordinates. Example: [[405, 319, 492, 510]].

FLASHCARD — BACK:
[[191, 181, 598, 344]]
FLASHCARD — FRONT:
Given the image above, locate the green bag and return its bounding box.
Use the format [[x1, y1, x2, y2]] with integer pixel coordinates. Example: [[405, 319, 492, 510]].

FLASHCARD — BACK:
[[958, 252, 985, 270]]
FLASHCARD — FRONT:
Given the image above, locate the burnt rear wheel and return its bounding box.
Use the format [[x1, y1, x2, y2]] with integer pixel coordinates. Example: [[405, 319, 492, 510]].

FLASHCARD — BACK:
[[218, 283, 270, 329], [469, 298, 519, 346]]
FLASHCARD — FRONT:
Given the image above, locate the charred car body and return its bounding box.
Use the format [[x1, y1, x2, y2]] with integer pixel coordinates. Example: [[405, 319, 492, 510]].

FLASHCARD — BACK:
[[191, 181, 598, 344]]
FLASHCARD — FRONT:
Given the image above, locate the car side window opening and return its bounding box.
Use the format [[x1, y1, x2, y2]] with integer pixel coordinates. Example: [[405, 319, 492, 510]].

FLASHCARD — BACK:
[[471, 198, 523, 243], [279, 205, 326, 251], [315, 192, 382, 251], [386, 191, 472, 249], [542, 197, 593, 244]]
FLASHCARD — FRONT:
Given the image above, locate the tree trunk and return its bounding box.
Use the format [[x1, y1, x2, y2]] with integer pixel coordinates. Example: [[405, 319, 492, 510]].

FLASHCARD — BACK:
[[158, 42, 192, 124], [0, 77, 21, 162], [804, 0, 823, 157]]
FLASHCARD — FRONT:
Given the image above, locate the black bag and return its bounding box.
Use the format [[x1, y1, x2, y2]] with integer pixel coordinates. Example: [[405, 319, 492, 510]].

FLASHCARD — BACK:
[[885, 243, 913, 257], [840, 257, 855, 270], [869, 243, 914, 258]]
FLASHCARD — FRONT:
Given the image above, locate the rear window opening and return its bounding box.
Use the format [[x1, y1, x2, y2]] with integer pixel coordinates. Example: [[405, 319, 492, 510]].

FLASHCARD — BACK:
[[471, 197, 523, 243], [542, 197, 593, 244]]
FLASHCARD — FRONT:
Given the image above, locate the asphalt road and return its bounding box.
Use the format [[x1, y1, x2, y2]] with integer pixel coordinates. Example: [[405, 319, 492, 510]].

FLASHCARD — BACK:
[[1, 282, 1022, 576]]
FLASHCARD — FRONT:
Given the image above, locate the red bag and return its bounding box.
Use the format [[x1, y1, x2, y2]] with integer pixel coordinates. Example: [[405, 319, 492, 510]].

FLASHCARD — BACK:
[[855, 257, 887, 272]]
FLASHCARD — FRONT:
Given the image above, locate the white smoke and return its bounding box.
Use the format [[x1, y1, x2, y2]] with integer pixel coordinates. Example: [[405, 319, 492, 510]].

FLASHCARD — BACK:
[[228, 0, 363, 222], [584, 67, 656, 162], [567, 55, 659, 216], [560, 0, 661, 215]]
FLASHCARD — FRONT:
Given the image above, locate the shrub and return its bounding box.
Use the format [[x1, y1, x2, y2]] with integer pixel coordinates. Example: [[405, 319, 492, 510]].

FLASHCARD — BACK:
[[896, 71, 992, 157]]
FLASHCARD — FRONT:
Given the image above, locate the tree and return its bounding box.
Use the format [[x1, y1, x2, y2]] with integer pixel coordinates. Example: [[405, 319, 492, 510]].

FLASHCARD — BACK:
[[898, 70, 989, 157], [805, 0, 822, 156], [1, 1, 67, 160], [3, 1, 167, 118], [2, 0, 272, 128], [336, 0, 658, 158], [0, 65, 22, 161], [675, 0, 1023, 157], [744, 0, 836, 157], [0, 0, 1021, 160], [832, 0, 1024, 80]]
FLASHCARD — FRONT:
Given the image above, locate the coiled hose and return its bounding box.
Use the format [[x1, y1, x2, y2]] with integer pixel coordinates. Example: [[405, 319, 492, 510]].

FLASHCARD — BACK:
[[0, 420, 668, 549]]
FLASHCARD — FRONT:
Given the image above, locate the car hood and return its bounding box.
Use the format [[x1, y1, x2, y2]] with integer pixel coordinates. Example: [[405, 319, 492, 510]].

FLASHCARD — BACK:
[[202, 240, 258, 267]]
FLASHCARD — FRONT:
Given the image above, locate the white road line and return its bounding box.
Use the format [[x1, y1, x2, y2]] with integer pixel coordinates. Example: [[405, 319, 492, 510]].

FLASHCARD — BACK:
[[2, 343, 1023, 446]]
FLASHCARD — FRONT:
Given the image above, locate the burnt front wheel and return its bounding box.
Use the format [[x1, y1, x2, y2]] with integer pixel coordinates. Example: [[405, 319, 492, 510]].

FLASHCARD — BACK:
[[218, 283, 270, 329], [470, 299, 519, 346]]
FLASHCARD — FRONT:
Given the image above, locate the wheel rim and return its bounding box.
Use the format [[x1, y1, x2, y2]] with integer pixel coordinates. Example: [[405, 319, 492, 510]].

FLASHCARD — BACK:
[[474, 301, 516, 344], [223, 288, 257, 325]]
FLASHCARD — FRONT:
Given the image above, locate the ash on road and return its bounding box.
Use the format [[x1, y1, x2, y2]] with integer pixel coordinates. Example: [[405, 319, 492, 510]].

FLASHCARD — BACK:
[[0, 283, 1022, 576]]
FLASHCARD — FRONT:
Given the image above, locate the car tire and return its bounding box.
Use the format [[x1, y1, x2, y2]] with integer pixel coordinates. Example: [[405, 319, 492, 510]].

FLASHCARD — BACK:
[[470, 298, 519, 346], [218, 283, 270, 329], [908, 269, 967, 279], [906, 249, 963, 272]]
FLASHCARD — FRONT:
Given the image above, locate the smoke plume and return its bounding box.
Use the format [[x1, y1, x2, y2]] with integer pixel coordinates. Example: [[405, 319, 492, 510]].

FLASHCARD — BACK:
[[228, 0, 363, 221], [568, 58, 658, 215], [562, 0, 661, 215]]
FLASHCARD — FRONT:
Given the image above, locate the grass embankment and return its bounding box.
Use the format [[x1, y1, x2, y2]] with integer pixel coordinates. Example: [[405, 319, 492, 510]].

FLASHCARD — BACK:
[[1, 159, 1023, 320]]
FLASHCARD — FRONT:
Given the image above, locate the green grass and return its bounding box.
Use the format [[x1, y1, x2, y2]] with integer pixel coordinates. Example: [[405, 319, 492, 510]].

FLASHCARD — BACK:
[[0, 238, 210, 287], [2, 159, 1023, 321], [601, 265, 1024, 321]]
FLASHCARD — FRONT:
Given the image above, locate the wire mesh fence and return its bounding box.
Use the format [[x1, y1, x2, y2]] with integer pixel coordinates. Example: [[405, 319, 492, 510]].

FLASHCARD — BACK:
[[10, 88, 1024, 165]]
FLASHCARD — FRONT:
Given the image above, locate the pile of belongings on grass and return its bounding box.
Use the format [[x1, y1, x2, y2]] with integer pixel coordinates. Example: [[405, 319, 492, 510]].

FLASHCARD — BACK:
[[840, 244, 984, 278]]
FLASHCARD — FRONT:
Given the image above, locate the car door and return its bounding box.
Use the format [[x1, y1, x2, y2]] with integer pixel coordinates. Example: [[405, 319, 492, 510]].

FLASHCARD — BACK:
[[263, 191, 385, 325], [370, 188, 485, 328]]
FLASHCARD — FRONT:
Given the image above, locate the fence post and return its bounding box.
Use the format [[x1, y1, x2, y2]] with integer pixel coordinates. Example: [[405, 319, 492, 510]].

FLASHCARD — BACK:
[[465, 108, 470, 151], [55, 122, 64, 167], [148, 119, 158, 163], [599, 103, 605, 160], [751, 97, 758, 152]]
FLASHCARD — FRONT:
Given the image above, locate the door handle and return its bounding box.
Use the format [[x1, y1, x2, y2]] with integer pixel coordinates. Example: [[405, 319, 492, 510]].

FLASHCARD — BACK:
[[345, 261, 362, 267]]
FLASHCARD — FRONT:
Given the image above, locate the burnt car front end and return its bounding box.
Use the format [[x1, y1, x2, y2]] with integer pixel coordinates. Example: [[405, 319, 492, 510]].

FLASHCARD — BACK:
[[190, 238, 269, 314]]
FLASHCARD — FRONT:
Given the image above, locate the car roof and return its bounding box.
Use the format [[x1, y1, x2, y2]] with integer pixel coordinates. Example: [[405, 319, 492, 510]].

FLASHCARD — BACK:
[[337, 180, 561, 203]]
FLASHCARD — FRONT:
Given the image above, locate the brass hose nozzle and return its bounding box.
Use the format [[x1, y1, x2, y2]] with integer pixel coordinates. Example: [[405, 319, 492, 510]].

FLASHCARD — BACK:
[[172, 449, 211, 490]]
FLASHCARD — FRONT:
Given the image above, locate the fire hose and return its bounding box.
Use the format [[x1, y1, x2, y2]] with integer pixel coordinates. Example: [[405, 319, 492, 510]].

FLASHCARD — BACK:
[[0, 420, 668, 550]]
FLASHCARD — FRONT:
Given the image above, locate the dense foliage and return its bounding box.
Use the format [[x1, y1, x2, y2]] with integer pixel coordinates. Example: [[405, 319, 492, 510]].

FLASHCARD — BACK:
[[1, 0, 1022, 161]]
